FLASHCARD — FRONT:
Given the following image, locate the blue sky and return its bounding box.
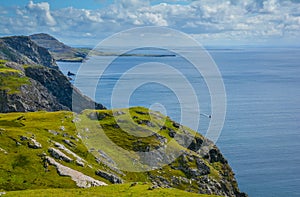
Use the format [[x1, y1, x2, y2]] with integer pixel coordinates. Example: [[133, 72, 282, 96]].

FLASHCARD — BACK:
[[0, 0, 299, 46]]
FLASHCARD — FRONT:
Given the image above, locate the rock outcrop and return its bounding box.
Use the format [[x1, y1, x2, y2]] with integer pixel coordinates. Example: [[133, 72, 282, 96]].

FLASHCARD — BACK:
[[0, 34, 104, 113], [48, 148, 73, 163], [0, 36, 57, 69], [45, 156, 107, 188], [25, 66, 104, 113], [95, 170, 123, 184], [0, 61, 104, 113]]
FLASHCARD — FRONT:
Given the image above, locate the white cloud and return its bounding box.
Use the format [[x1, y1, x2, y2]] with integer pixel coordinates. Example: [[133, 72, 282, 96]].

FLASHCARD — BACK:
[[26, 1, 56, 26], [0, 0, 299, 45]]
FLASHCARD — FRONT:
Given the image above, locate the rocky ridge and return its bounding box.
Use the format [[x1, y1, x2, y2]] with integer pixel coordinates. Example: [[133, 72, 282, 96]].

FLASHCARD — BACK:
[[0, 36, 57, 69], [0, 60, 104, 113]]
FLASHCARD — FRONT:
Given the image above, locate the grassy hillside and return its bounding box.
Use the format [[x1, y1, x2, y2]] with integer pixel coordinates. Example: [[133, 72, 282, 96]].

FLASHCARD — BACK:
[[0, 107, 243, 196], [4, 183, 220, 197], [0, 60, 30, 94]]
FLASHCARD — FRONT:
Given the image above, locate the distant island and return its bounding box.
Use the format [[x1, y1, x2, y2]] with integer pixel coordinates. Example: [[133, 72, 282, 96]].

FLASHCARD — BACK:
[[28, 33, 176, 63]]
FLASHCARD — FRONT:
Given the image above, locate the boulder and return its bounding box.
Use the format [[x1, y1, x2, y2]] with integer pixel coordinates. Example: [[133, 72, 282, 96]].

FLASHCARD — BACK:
[[48, 147, 73, 162], [28, 138, 42, 149], [45, 156, 107, 188], [95, 170, 123, 184]]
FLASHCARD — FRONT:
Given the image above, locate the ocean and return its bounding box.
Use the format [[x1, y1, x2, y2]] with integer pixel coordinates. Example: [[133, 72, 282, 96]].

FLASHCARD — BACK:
[[58, 46, 300, 197]]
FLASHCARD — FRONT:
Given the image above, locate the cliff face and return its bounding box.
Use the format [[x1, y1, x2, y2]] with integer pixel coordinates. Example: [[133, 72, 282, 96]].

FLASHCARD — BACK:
[[25, 66, 104, 112], [0, 34, 104, 113], [0, 36, 57, 69], [0, 60, 104, 113]]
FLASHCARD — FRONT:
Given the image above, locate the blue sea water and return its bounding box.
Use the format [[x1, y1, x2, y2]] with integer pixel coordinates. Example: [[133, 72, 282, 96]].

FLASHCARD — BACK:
[[58, 46, 300, 197]]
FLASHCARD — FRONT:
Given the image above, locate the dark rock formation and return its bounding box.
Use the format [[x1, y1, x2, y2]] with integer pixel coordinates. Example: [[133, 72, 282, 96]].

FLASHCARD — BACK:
[[25, 66, 104, 113], [0, 36, 57, 69], [0, 61, 104, 113], [95, 170, 123, 184], [0, 78, 67, 112]]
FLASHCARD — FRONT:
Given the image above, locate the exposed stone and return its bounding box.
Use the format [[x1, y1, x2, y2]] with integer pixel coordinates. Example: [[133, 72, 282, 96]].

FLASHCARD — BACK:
[[136, 119, 156, 127], [172, 122, 180, 128], [135, 110, 147, 115], [0, 147, 8, 154], [20, 136, 28, 141], [28, 138, 42, 149], [168, 129, 176, 138], [63, 139, 74, 147], [48, 147, 73, 162], [45, 156, 107, 188], [0, 36, 57, 68], [76, 160, 85, 167], [188, 136, 204, 152], [24, 66, 105, 113], [95, 170, 123, 184], [130, 182, 138, 187], [54, 142, 86, 164]]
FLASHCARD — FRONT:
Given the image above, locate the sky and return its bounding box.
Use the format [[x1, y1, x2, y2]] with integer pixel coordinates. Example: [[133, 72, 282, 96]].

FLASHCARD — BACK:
[[0, 0, 299, 46]]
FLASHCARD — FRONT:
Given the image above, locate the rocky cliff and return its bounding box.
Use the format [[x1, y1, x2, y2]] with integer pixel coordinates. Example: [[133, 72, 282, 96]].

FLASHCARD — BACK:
[[0, 60, 104, 113], [0, 36, 57, 69]]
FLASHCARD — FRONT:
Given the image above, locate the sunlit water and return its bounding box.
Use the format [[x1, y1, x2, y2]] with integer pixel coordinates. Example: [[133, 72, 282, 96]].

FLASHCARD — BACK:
[[58, 47, 300, 197]]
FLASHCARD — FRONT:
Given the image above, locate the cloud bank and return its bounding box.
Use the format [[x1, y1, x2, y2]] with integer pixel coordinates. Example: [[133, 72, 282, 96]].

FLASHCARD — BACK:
[[1, 0, 299, 45]]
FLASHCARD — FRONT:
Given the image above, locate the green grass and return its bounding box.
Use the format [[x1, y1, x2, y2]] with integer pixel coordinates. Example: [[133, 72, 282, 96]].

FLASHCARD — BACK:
[[4, 183, 221, 197], [0, 60, 30, 94], [0, 109, 229, 195]]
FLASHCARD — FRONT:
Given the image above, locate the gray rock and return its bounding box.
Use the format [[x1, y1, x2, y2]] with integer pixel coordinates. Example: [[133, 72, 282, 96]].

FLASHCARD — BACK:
[[48, 147, 73, 162], [54, 142, 86, 164], [168, 129, 176, 138], [20, 136, 28, 141], [95, 170, 123, 184], [45, 156, 107, 188], [172, 122, 180, 128], [76, 160, 85, 167], [28, 138, 42, 149], [0, 147, 8, 154], [0, 36, 57, 68], [63, 139, 74, 147]]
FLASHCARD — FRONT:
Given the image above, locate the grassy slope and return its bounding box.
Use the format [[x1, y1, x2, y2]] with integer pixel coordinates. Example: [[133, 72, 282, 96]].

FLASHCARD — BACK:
[[0, 108, 225, 196], [4, 183, 220, 197], [0, 60, 30, 94]]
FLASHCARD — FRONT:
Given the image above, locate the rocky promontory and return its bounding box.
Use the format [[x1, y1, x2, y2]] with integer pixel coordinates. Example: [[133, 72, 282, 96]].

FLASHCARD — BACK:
[[0, 60, 104, 113], [0, 36, 57, 69]]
